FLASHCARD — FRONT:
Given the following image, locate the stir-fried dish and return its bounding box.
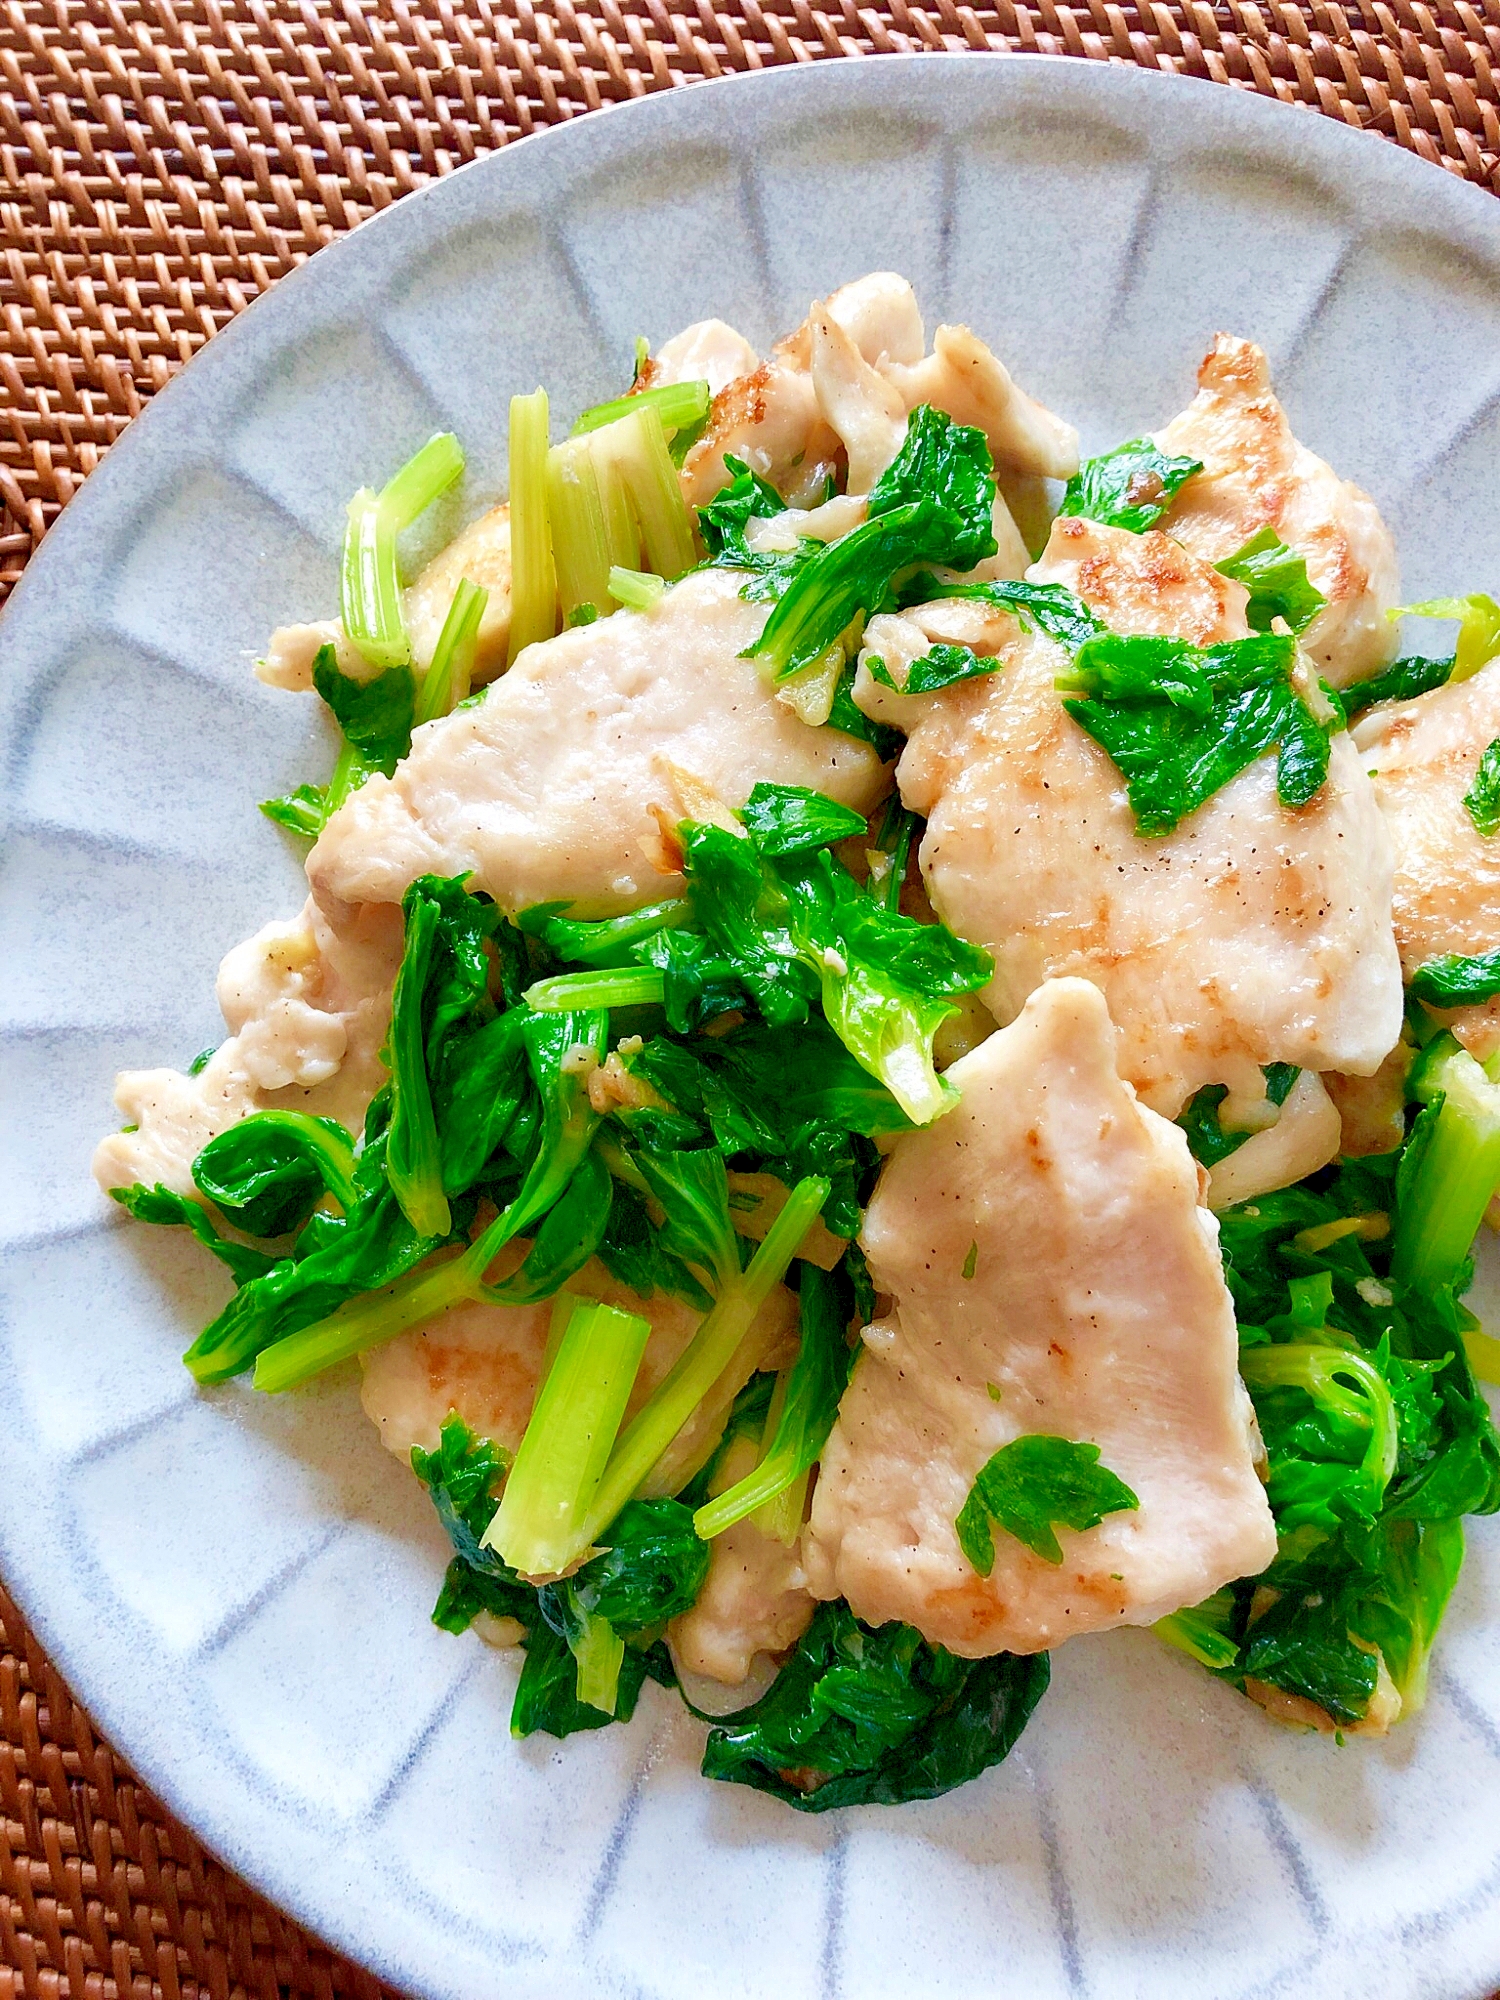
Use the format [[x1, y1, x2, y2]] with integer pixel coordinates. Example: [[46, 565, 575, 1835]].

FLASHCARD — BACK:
[[96, 273, 1500, 1808]]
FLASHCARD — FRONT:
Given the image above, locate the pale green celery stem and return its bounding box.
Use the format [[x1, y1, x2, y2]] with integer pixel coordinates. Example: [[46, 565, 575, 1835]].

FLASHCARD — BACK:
[[1154, 1612, 1239, 1672], [591, 432, 643, 574], [415, 578, 488, 724], [756, 1467, 810, 1546], [483, 1299, 652, 1576], [253, 1247, 473, 1393], [546, 438, 614, 623], [570, 379, 711, 440], [506, 391, 557, 666], [231, 1110, 359, 1211], [1393, 1039, 1500, 1290], [342, 434, 465, 672], [608, 566, 666, 612], [325, 740, 368, 814], [695, 1368, 795, 1540], [589, 405, 696, 580], [580, 1177, 828, 1547], [572, 1610, 625, 1714], [524, 968, 667, 1012]]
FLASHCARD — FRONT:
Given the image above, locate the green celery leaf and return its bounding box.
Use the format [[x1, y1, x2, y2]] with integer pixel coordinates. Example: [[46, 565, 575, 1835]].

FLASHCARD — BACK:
[[259, 783, 334, 838], [191, 1112, 356, 1239], [699, 1599, 1050, 1810], [1463, 738, 1500, 838], [1408, 950, 1500, 1006], [739, 783, 869, 855], [866, 404, 997, 572], [1058, 438, 1203, 534], [1215, 526, 1326, 635], [571, 1498, 710, 1630], [956, 1435, 1140, 1572], [746, 409, 997, 681], [1061, 630, 1335, 835], [1340, 655, 1454, 719], [312, 642, 415, 777], [904, 575, 1105, 653], [903, 643, 1001, 694]]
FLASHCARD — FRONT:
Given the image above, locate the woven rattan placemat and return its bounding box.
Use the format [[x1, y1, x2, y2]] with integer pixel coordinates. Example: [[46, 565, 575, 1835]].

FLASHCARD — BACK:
[[4, 5, 1500, 1994]]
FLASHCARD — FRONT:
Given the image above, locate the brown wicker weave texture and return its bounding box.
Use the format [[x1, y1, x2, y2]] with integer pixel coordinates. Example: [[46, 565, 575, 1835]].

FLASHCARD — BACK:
[[4, 0, 1500, 608], [4, 3, 1500, 1996]]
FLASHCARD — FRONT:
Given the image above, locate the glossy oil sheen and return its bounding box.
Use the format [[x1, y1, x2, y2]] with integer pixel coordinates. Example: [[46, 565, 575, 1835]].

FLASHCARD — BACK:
[[3, 52, 1500, 2000]]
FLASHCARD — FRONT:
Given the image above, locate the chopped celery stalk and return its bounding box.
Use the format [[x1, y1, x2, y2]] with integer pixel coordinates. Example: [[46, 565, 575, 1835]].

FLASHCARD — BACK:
[[525, 967, 667, 1013], [546, 438, 613, 624], [1392, 1033, 1500, 1291], [754, 1463, 810, 1546], [1155, 1595, 1239, 1671], [590, 404, 696, 580], [1391, 594, 1500, 682], [572, 1608, 626, 1713], [608, 566, 666, 612], [580, 1175, 830, 1553], [483, 1297, 652, 1577], [591, 429, 643, 574], [506, 390, 557, 666], [251, 1012, 606, 1392], [571, 379, 712, 441], [415, 578, 487, 724], [341, 433, 465, 672], [1464, 1326, 1500, 1387], [695, 1264, 850, 1540]]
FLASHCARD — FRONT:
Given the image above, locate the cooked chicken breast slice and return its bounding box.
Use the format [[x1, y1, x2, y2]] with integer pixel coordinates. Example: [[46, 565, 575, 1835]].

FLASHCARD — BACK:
[[681, 274, 1078, 520], [93, 897, 402, 1197], [1156, 334, 1398, 689], [894, 516, 1403, 1116], [1355, 659, 1500, 1060], [802, 978, 1277, 1657], [667, 1436, 814, 1684], [649, 318, 760, 397], [822, 271, 926, 368], [307, 566, 888, 918], [1205, 1069, 1341, 1211], [680, 358, 840, 509]]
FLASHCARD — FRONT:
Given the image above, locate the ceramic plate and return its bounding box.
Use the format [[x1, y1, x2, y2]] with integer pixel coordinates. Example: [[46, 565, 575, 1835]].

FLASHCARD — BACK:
[[5, 51, 1500, 2000]]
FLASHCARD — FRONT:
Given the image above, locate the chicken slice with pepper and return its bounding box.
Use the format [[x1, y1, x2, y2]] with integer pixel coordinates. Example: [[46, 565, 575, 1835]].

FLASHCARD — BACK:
[[801, 976, 1277, 1656]]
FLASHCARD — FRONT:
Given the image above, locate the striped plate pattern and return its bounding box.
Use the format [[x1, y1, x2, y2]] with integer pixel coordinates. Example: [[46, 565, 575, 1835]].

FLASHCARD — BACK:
[[3, 52, 1500, 2000]]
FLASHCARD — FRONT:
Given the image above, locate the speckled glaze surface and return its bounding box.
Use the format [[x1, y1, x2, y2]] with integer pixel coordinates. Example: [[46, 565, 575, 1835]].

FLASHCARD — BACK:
[[4, 52, 1500, 2000]]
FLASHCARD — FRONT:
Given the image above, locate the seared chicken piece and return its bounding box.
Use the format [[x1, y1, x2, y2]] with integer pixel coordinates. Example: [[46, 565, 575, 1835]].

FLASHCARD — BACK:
[[681, 273, 1078, 530], [404, 504, 514, 686], [307, 567, 888, 918], [667, 1436, 815, 1684], [93, 897, 402, 1197], [648, 318, 760, 397], [1156, 334, 1398, 689], [1355, 659, 1500, 1060], [359, 1261, 799, 1466], [802, 978, 1277, 1656], [892, 516, 1403, 1117], [680, 358, 839, 509], [1205, 1070, 1341, 1211]]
